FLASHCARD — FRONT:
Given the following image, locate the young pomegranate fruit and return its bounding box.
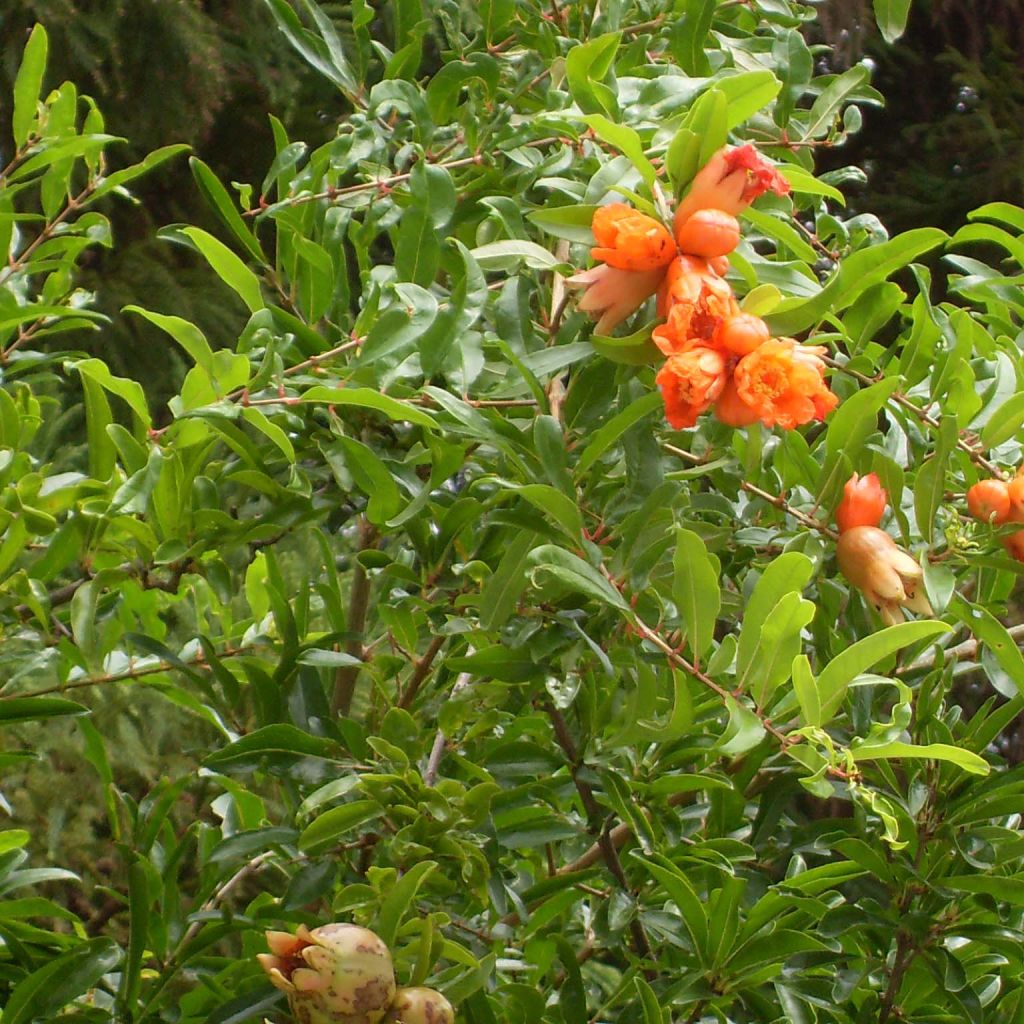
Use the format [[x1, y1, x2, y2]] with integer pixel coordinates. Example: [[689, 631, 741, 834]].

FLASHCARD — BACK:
[[966, 479, 1011, 525], [384, 986, 456, 1024], [258, 923, 397, 1024]]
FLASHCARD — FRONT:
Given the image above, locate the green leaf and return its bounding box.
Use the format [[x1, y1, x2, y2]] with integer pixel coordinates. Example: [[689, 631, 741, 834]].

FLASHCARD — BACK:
[[802, 65, 870, 140], [263, 0, 359, 95], [635, 854, 709, 962], [743, 592, 816, 708], [576, 391, 663, 474], [299, 801, 383, 853], [982, 392, 1024, 448], [525, 545, 630, 612], [718, 70, 782, 129], [590, 325, 662, 366], [736, 552, 814, 687], [565, 32, 621, 118], [0, 697, 89, 725], [717, 695, 766, 756], [479, 531, 537, 631], [914, 414, 956, 541], [672, 528, 721, 662], [791, 654, 821, 728], [124, 306, 214, 373], [377, 860, 437, 947], [67, 358, 152, 428], [188, 157, 265, 262], [89, 144, 191, 201], [873, 0, 912, 43], [778, 164, 846, 204], [581, 115, 656, 187], [851, 740, 989, 775], [301, 386, 437, 429], [950, 596, 1024, 697], [1, 937, 121, 1024], [12, 25, 47, 148], [816, 620, 952, 722], [177, 226, 264, 312], [469, 240, 560, 271]]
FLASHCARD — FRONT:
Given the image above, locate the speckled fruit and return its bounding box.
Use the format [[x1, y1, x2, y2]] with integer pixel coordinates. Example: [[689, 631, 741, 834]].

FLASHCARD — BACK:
[[258, 924, 397, 1024], [384, 987, 456, 1024]]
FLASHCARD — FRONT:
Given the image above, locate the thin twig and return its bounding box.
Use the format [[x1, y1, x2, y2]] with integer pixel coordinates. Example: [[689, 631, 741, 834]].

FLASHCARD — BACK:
[[332, 518, 376, 716], [423, 663, 474, 785], [398, 633, 446, 709]]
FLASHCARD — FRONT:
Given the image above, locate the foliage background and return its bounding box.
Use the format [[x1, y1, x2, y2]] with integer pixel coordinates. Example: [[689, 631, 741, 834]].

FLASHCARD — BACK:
[[2, 1, 1024, 1023]]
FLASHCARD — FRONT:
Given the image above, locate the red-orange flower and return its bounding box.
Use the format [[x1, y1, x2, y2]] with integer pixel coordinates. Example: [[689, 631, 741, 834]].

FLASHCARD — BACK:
[[656, 347, 728, 429], [715, 312, 770, 357], [674, 144, 791, 236], [733, 338, 838, 430], [656, 254, 739, 320], [591, 203, 677, 272], [652, 281, 738, 356], [836, 472, 887, 534]]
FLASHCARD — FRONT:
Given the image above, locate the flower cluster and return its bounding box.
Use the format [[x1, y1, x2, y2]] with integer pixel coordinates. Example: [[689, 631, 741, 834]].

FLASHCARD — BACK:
[[259, 923, 455, 1024], [966, 474, 1024, 560], [568, 145, 839, 432], [834, 473, 933, 626]]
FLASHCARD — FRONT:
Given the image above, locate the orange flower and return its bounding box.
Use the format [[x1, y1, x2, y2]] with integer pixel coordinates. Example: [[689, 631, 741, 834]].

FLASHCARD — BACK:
[[836, 472, 887, 534], [1008, 475, 1024, 522], [566, 263, 668, 335], [837, 526, 933, 627], [966, 479, 1011, 525], [656, 347, 728, 429], [591, 203, 677, 272], [713, 376, 760, 427], [652, 281, 738, 356], [674, 144, 791, 237], [734, 338, 837, 430], [675, 208, 741, 259], [656, 254, 739, 321]]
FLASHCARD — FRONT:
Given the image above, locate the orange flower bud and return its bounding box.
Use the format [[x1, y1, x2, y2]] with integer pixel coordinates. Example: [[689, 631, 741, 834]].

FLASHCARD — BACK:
[[1004, 530, 1024, 561], [655, 347, 728, 429], [966, 479, 1011, 525], [836, 526, 933, 627], [836, 472, 888, 534], [674, 208, 741, 259], [715, 313, 770, 356], [591, 203, 677, 272], [733, 338, 838, 430]]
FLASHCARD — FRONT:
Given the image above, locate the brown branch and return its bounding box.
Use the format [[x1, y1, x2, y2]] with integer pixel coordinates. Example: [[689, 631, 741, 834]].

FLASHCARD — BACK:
[[397, 633, 446, 709], [546, 703, 654, 961], [332, 517, 376, 717], [5, 645, 253, 700]]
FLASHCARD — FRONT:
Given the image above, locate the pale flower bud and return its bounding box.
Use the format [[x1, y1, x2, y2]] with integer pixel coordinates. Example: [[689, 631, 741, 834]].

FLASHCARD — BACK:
[[565, 263, 667, 335], [836, 526, 933, 627], [258, 923, 397, 1024]]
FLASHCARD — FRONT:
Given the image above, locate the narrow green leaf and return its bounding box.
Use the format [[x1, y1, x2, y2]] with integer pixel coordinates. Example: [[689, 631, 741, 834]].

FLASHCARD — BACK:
[[582, 114, 657, 187], [802, 65, 869, 140], [672, 528, 721, 661], [479, 531, 537, 630], [817, 620, 952, 721], [950, 596, 1024, 697], [178, 226, 264, 312], [301, 386, 437, 429], [12, 25, 47, 148], [851, 740, 988, 775], [717, 695, 766, 756], [873, 0, 912, 43], [377, 861, 437, 947], [525, 545, 630, 611], [577, 391, 663, 474], [744, 592, 815, 707], [123, 306, 214, 372], [189, 157, 265, 262], [0, 697, 89, 725], [299, 801, 383, 854]]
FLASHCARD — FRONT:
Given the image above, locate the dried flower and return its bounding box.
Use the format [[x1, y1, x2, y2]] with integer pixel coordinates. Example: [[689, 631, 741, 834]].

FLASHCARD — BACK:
[[733, 338, 838, 430], [590, 203, 676, 272], [259, 924, 397, 1024], [566, 263, 668, 335], [836, 472, 888, 534], [836, 526, 933, 627]]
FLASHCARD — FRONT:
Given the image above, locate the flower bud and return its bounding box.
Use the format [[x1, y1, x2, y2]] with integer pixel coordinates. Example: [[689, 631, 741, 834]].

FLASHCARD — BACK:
[[715, 313, 770, 357], [966, 479, 1011, 525], [674, 208, 741, 259], [591, 203, 676, 272], [836, 526, 933, 627], [384, 987, 456, 1024], [835, 472, 887, 534], [258, 923, 397, 1024]]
